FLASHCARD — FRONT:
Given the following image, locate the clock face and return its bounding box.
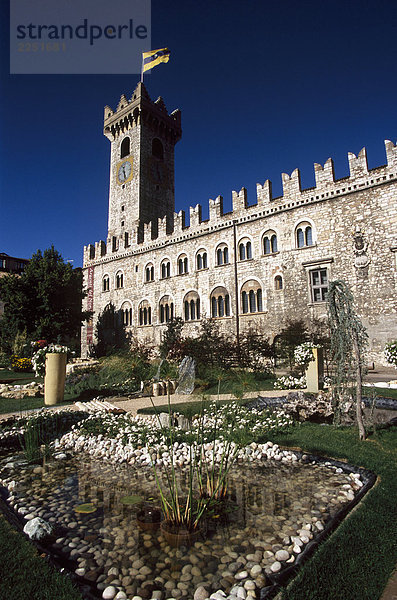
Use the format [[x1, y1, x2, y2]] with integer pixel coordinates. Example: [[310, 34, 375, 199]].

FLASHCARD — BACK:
[[118, 160, 132, 183]]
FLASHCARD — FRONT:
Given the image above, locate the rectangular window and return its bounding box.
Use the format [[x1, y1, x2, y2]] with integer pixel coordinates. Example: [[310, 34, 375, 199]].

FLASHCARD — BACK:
[[310, 268, 328, 302]]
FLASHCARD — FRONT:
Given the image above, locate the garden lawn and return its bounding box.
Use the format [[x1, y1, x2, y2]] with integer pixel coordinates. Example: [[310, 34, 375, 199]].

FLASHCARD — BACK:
[[363, 385, 397, 400], [0, 368, 38, 385], [267, 423, 397, 600], [0, 512, 82, 600], [0, 396, 77, 415]]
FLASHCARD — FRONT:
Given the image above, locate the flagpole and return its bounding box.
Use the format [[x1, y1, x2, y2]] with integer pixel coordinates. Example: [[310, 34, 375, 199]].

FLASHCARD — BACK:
[[140, 54, 144, 83]]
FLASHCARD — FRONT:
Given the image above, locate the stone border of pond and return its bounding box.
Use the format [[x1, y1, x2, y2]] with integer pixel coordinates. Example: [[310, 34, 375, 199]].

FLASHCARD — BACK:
[[0, 435, 376, 600]]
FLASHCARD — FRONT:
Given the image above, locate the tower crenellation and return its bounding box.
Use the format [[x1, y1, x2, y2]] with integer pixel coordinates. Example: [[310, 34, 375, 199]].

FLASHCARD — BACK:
[[347, 147, 368, 179], [256, 180, 273, 204], [282, 168, 302, 199], [314, 158, 335, 188]]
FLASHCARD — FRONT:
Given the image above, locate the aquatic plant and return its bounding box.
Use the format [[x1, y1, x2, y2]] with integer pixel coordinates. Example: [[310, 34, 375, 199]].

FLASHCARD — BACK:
[[149, 395, 241, 532]]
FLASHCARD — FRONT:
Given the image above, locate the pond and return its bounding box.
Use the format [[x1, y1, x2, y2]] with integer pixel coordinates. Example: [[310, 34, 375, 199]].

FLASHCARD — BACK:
[[0, 450, 365, 600]]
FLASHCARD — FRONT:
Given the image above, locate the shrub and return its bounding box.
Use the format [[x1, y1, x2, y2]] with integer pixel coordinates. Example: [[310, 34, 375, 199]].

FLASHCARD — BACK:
[[0, 351, 10, 368], [384, 340, 397, 367]]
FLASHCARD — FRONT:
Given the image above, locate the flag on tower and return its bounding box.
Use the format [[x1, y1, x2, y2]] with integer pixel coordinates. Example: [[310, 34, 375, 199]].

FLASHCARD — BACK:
[[142, 48, 170, 74]]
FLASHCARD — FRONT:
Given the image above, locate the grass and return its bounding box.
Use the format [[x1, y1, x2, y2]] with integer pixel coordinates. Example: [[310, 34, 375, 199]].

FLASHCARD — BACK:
[[363, 385, 397, 399], [0, 512, 82, 600], [0, 396, 75, 416], [0, 368, 38, 385]]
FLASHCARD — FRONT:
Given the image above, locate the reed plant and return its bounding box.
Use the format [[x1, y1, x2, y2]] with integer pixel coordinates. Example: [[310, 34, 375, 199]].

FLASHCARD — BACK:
[[149, 389, 239, 532], [19, 417, 44, 463]]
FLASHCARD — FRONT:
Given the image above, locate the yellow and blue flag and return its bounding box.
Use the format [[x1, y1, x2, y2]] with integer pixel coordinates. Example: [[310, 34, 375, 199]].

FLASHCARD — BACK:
[[142, 48, 170, 74]]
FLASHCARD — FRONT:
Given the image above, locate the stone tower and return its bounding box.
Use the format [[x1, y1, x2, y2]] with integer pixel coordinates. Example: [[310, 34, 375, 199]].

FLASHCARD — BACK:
[[103, 82, 182, 247]]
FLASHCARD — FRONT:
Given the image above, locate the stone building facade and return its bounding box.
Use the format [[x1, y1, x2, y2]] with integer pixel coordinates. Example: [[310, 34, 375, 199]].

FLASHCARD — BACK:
[[81, 82, 397, 363]]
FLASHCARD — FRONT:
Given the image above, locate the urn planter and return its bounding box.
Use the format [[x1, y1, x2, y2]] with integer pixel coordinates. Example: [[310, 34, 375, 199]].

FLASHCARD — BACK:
[[44, 353, 67, 406]]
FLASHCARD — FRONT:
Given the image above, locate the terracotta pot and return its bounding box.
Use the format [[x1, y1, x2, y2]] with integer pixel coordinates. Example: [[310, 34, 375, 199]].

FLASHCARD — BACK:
[[160, 519, 206, 547], [136, 508, 162, 532]]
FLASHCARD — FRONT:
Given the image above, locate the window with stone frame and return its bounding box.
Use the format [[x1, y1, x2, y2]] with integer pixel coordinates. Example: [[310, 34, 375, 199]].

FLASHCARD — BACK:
[[241, 280, 263, 314], [145, 263, 154, 282], [138, 300, 152, 326], [120, 136, 130, 158], [120, 302, 132, 326], [159, 295, 174, 324], [239, 239, 253, 261], [183, 291, 200, 321], [102, 275, 110, 292], [115, 271, 124, 289], [161, 260, 171, 279], [263, 231, 278, 254], [296, 222, 314, 248], [210, 286, 231, 318], [196, 249, 208, 271], [274, 275, 283, 290], [178, 254, 189, 275], [310, 268, 328, 302], [216, 244, 229, 266]]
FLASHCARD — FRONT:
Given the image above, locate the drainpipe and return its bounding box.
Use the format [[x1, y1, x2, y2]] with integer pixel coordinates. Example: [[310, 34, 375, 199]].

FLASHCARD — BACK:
[[233, 220, 241, 360]]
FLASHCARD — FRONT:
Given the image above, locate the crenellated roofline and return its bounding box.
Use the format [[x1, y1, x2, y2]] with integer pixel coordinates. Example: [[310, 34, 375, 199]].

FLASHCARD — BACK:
[[84, 139, 397, 266]]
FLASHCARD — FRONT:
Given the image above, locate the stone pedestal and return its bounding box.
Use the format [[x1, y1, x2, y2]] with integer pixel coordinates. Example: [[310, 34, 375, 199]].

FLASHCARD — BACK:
[[305, 347, 324, 393], [44, 353, 67, 406]]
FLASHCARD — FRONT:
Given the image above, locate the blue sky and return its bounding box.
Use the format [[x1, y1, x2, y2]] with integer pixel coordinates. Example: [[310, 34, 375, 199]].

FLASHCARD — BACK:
[[1, 0, 396, 268]]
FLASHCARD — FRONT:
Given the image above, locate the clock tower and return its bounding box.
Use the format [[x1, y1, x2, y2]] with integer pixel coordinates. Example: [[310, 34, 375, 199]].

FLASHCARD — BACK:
[[104, 82, 181, 246]]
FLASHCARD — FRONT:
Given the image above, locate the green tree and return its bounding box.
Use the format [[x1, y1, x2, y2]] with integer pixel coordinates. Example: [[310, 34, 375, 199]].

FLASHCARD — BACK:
[[327, 280, 368, 440], [159, 317, 184, 359], [0, 246, 90, 353], [94, 303, 132, 357]]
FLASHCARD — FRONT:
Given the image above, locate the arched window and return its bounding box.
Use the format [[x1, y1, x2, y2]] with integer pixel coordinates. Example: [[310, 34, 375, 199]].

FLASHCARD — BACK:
[[152, 138, 164, 160], [210, 286, 230, 318], [239, 239, 252, 261], [145, 263, 154, 282], [120, 302, 132, 326], [115, 271, 124, 289], [196, 249, 208, 270], [183, 291, 200, 321], [160, 260, 171, 279], [138, 300, 152, 326], [241, 280, 264, 314], [178, 254, 188, 275], [296, 222, 314, 248], [102, 304, 115, 328], [275, 275, 283, 290], [102, 275, 110, 292], [120, 137, 130, 158], [216, 244, 229, 266], [159, 295, 174, 324], [263, 231, 278, 254]]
